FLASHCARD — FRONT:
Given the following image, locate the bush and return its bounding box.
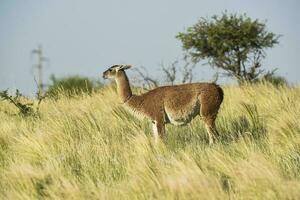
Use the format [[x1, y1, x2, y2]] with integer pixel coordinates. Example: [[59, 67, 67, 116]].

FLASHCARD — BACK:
[[47, 75, 102, 98], [262, 74, 288, 87]]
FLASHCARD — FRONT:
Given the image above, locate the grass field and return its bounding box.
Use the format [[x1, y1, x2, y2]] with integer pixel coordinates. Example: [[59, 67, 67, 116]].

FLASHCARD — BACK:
[[0, 83, 300, 199]]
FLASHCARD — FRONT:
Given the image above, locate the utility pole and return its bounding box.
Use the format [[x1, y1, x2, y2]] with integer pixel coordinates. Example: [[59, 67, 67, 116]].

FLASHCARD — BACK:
[[32, 45, 47, 96]]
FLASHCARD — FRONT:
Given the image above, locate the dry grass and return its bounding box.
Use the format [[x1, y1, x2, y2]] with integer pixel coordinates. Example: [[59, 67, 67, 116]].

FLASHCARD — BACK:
[[0, 83, 300, 199]]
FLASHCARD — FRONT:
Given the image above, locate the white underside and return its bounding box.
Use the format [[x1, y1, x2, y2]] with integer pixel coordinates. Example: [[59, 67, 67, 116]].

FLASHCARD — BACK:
[[124, 100, 200, 126], [164, 100, 200, 126]]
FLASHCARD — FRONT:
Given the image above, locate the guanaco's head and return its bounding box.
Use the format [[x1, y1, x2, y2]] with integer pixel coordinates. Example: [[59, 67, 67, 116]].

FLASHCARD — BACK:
[[102, 64, 132, 79]]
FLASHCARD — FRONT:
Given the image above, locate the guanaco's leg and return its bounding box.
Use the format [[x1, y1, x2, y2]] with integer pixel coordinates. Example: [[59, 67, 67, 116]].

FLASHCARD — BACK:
[[152, 120, 165, 143], [203, 117, 219, 145], [199, 93, 221, 145]]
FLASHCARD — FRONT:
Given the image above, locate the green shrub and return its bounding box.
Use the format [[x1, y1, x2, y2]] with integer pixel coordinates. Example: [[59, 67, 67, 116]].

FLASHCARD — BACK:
[[262, 74, 288, 86], [47, 75, 102, 98]]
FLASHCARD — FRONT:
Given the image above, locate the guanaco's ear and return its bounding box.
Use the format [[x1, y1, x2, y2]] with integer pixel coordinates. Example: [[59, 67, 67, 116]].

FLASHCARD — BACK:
[[118, 64, 132, 71]]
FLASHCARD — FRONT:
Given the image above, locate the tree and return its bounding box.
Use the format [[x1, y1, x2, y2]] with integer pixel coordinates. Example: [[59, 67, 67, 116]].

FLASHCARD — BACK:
[[176, 13, 280, 84], [47, 75, 102, 98]]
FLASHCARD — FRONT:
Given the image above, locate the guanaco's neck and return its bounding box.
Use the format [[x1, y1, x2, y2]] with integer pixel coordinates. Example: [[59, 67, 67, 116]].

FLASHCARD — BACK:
[[115, 70, 133, 103]]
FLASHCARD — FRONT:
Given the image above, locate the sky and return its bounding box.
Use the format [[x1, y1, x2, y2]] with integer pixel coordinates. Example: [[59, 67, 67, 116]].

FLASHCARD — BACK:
[[0, 0, 299, 95]]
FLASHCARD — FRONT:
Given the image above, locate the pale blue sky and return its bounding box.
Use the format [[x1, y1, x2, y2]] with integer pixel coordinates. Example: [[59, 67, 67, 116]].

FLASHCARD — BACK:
[[0, 0, 299, 95]]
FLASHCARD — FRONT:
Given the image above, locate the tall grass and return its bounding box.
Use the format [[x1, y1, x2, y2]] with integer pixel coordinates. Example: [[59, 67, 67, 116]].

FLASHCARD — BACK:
[[0, 83, 299, 199]]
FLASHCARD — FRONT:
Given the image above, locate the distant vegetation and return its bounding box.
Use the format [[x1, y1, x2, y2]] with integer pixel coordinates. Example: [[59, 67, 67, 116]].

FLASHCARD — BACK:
[[0, 83, 299, 199], [0, 89, 44, 117], [260, 72, 288, 86], [47, 75, 102, 98]]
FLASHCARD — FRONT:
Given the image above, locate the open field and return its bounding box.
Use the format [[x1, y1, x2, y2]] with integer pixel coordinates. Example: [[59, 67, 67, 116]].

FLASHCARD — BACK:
[[0, 83, 300, 199]]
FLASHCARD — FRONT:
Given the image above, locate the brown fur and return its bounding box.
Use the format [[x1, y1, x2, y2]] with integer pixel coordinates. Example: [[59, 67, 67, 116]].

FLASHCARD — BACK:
[[103, 65, 223, 144]]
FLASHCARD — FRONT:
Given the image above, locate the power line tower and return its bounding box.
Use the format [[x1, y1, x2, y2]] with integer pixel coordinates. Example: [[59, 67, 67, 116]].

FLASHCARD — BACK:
[[32, 45, 48, 96]]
